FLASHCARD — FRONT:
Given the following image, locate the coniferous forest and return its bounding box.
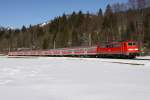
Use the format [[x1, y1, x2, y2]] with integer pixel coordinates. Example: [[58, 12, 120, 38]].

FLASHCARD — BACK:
[[0, 0, 150, 54]]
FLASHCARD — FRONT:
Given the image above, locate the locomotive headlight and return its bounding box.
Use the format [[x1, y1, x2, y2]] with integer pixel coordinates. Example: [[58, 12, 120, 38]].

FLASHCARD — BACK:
[[128, 49, 134, 51], [134, 48, 139, 51], [128, 48, 139, 51]]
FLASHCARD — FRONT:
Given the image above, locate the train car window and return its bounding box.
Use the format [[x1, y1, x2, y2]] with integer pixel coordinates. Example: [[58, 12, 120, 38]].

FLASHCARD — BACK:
[[133, 42, 136, 45], [113, 43, 121, 47], [68, 50, 72, 52], [100, 44, 107, 48], [106, 45, 109, 48], [128, 43, 132, 46], [106, 44, 113, 48]]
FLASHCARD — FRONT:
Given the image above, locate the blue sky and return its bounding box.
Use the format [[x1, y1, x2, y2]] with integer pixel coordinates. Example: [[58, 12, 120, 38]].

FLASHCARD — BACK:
[[0, 0, 127, 28]]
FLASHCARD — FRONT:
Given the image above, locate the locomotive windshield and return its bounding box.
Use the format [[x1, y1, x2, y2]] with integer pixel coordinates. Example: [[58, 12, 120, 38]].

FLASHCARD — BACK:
[[128, 42, 136, 46]]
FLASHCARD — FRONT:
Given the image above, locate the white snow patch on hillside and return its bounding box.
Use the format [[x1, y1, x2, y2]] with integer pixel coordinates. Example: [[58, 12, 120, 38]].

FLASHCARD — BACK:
[[0, 56, 150, 100]]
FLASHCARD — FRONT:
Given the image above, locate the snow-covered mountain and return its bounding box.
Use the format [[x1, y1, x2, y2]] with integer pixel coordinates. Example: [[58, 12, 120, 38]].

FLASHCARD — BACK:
[[6, 26, 15, 30], [0, 26, 5, 31], [39, 21, 51, 27], [0, 26, 15, 31]]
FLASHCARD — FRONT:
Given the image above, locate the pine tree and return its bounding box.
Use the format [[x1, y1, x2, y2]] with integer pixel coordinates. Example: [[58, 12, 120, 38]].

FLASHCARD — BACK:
[[98, 8, 103, 16]]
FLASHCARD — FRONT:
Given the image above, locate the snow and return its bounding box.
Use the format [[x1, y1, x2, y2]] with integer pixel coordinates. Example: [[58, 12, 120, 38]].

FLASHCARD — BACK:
[[137, 56, 150, 60], [40, 22, 46, 27], [39, 21, 50, 27], [0, 56, 150, 100]]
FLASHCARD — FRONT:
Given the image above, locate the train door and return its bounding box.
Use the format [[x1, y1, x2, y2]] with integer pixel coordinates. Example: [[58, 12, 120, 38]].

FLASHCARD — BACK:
[[122, 42, 126, 55]]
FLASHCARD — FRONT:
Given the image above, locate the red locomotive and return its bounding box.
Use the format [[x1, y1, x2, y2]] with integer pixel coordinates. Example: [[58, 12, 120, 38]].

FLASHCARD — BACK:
[[8, 40, 140, 58]]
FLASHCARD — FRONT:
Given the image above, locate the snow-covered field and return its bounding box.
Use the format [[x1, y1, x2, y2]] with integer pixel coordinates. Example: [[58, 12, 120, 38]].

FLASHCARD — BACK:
[[0, 56, 150, 100]]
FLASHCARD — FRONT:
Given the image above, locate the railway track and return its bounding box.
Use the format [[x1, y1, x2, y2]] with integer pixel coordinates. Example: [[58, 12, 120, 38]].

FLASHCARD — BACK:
[[97, 57, 150, 66], [134, 58, 150, 61]]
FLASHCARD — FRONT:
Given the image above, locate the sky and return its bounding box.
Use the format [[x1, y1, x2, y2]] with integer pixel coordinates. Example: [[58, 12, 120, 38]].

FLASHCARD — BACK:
[[0, 0, 127, 28]]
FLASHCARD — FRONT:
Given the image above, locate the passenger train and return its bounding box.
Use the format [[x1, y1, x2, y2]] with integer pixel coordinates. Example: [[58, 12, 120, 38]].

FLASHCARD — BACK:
[[8, 40, 140, 59]]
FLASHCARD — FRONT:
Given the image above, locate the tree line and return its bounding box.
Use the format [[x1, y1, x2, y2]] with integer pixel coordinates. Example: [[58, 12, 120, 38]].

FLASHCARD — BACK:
[[0, 0, 150, 53]]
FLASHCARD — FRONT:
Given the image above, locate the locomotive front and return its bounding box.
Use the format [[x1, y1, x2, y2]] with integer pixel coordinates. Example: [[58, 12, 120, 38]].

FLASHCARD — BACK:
[[122, 41, 140, 58]]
